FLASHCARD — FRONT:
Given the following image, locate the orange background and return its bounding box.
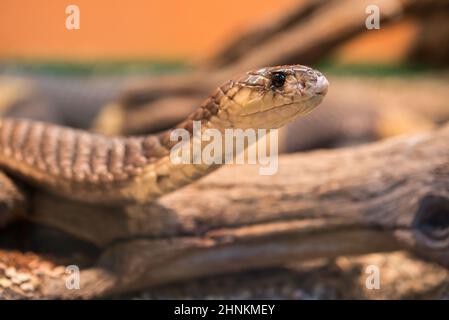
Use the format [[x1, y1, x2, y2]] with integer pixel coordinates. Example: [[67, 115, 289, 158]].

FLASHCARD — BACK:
[[0, 0, 297, 61]]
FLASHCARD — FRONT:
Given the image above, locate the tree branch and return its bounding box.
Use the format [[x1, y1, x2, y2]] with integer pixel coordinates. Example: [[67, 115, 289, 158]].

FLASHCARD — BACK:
[[17, 124, 448, 298]]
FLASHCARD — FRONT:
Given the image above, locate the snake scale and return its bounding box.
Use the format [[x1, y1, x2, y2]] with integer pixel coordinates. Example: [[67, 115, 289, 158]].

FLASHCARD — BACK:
[[0, 65, 328, 204]]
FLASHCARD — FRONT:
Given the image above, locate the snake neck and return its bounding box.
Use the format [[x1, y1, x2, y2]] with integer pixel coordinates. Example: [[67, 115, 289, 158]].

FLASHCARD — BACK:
[[127, 85, 251, 203], [0, 85, 240, 204]]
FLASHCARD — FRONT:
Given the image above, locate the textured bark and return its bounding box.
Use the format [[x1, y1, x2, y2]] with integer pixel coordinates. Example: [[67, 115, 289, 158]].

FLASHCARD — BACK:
[[2, 123, 443, 298]]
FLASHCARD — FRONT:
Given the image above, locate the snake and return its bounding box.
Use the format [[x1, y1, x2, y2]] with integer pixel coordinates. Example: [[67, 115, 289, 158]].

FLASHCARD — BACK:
[[0, 65, 328, 204]]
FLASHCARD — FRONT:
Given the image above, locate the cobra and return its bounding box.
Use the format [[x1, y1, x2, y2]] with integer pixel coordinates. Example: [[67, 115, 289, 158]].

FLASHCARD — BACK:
[[0, 65, 328, 204]]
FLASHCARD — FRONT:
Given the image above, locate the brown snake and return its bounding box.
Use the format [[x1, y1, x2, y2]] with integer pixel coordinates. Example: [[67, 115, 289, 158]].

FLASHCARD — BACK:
[[0, 65, 328, 204]]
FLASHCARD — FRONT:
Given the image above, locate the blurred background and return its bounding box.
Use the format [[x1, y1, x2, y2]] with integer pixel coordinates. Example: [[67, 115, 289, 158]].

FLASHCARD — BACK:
[[1, 0, 448, 65], [1, 0, 449, 299], [1, 0, 448, 144], [0, 0, 296, 61]]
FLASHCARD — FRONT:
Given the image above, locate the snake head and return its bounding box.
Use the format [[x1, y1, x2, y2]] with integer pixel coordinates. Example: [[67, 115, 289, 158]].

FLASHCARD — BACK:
[[216, 65, 329, 129]]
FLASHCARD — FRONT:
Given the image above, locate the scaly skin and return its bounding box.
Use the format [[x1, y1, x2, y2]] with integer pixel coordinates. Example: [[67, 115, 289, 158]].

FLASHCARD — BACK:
[[0, 65, 328, 204]]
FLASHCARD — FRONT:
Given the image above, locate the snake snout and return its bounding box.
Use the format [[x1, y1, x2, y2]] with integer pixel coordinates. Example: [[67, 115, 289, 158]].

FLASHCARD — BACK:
[[312, 74, 329, 96], [301, 69, 328, 98]]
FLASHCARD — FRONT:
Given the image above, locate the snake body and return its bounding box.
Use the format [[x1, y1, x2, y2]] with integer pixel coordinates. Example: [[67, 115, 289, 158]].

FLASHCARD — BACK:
[[0, 65, 328, 204]]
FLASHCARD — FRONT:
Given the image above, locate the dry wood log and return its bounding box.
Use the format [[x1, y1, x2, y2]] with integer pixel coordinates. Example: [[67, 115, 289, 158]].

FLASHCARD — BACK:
[[1, 123, 443, 298]]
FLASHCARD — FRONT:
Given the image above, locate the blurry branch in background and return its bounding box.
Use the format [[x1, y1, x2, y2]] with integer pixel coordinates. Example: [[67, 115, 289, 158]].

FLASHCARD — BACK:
[[206, 0, 330, 68], [207, 0, 404, 72], [210, 0, 449, 71]]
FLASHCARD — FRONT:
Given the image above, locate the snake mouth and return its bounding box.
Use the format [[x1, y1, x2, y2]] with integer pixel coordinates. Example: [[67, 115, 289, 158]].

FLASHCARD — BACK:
[[315, 88, 328, 96]]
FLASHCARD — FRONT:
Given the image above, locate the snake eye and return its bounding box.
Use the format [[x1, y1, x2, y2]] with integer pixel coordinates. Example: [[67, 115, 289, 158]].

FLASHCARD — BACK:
[[271, 72, 286, 88]]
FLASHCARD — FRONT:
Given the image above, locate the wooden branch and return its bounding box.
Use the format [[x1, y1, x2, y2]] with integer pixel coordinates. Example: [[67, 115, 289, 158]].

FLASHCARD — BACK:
[[33, 123, 449, 244], [11, 123, 445, 298]]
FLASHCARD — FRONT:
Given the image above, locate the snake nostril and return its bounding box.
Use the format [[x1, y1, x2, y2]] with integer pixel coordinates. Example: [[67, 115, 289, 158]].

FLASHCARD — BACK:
[[316, 87, 328, 95], [314, 76, 329, 95]]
